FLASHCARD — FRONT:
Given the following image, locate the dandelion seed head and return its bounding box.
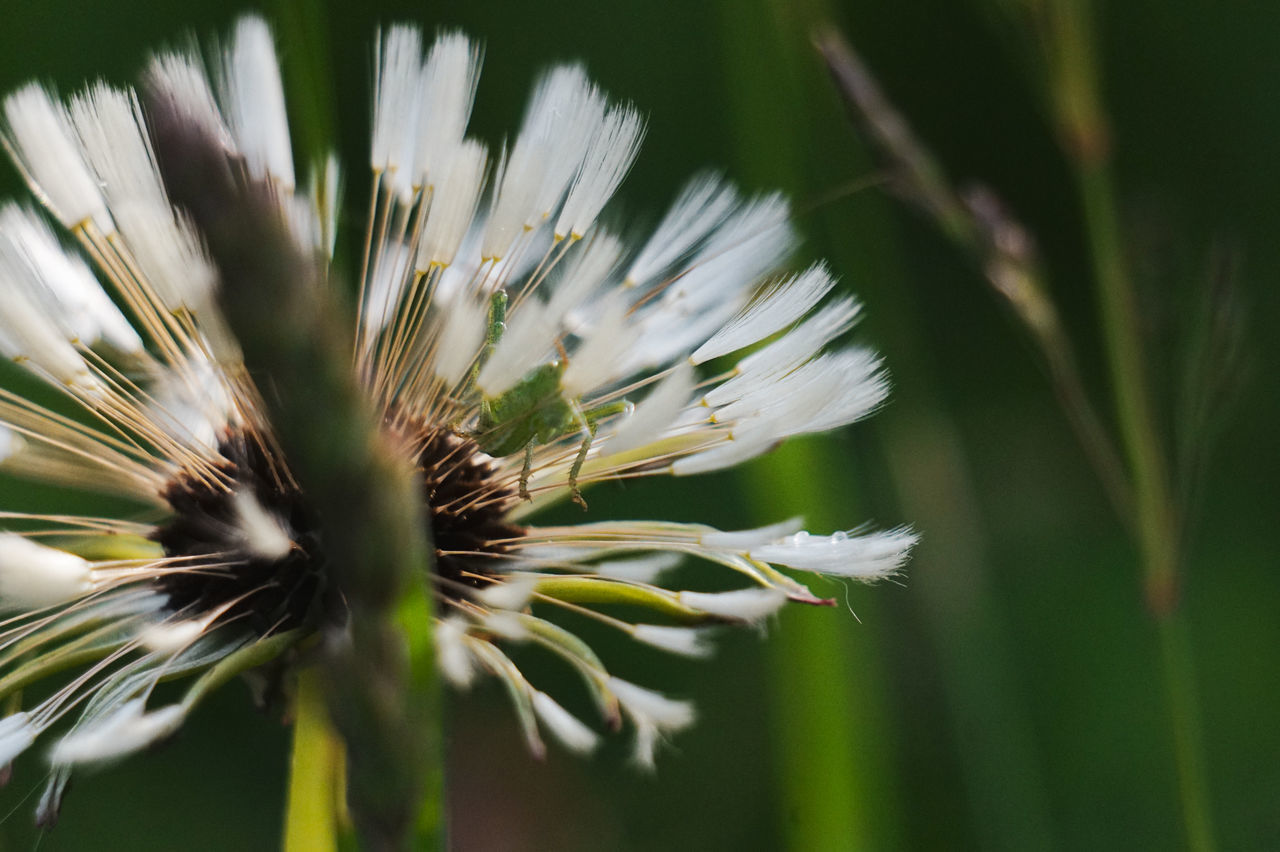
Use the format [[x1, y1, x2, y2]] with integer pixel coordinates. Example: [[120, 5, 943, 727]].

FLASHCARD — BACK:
[[0, 14, 914, 813]]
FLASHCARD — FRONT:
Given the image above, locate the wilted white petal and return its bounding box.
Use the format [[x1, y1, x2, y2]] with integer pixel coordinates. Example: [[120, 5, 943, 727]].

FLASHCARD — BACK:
[[475, 575, 537, 610], [0, 534, 93, 610], [632, 624, 713, 658], [677, 588, 787, 622], [607, 677, 695, 731], [50, 699, 185, 766], [700, 518, 805, 551], [531, 691, 599, 755], [482, 610, 530, 641], [593, 553, 683, 583], [435, 617, 477, 687], [0, 712, 36, 767]]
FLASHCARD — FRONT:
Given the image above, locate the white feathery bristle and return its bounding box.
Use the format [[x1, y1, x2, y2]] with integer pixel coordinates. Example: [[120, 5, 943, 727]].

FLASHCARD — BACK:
[[361, 241, 413, 335], [677, 587, 788, 622], [794, 353, 890, 434], [547, 229, 622, 327], [705, 297, 860, 408], [0, 247, 97, 389], [691, 263, 836, 365], [144, 50, 233, 149], [625, 172, 739, 288], [713, 348, 881, 428], [531, 691, 600, 756], [727, 349, 887, 443], [0, 533, 93, 611], [605, 361, 695, 455], [414, 31, 482, 188], [475, 575, 537, 611], [593, 552, 683, 583], [476, 299, 555, 397], [632, 624, 713, 658], [561, 298, 636, 397], [554, 103, 645, 241], [68, 83, 167, 213], [80, 74, 220, 314], [372, 26, 424, 200], [49, 699, 184, 766], [749, 527, 918, 579], [521, 65, 604, 226], [738, 296, 860, 373], [231, 490, 293, 560], [626, 194, 796, 371], [114, 203, 219, 311], [0, 712, 36, 767], [659, 194, 793, 319], [0, 424, 24, 463], [223, 16, 295, 188], [308, 153, 341, 258], [670, 433, 776, 477], [138, 620, 207, 653], [3, 84, 111, 231], [417, 139, 487, 269], [481, 65, 603, 259], [147, 356, 236, 448], [435, 617, 477, 687], [479, 141, 541, 261], [700, 518, 805, 551], [482, 610, 529, 642], [0, 204, 141, 353], [432, 295, 488, 386], [607, 677, 696, 731]]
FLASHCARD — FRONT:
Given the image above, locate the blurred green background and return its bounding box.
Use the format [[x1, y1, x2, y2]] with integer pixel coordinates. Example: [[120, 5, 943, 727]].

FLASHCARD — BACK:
[[0, 0, 1276, 849]]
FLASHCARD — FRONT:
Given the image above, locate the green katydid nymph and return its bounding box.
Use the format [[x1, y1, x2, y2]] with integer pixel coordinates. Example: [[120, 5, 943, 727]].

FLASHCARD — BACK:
[[471, 289, 629, 507]]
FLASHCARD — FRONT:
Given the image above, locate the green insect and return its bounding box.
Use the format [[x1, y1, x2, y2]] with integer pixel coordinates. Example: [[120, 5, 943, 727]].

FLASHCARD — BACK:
[[471, 290, 628, 508]]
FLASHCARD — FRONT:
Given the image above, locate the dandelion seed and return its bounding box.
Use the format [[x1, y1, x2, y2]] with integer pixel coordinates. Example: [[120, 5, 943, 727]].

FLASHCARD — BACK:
[[0, 14, 913, 818]]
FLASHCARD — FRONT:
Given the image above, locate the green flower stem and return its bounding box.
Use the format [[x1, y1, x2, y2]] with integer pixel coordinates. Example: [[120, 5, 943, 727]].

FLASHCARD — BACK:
[[148, 106, 442, 850], [284, 667, 342, 852], [1047, 3, 1215, 847]]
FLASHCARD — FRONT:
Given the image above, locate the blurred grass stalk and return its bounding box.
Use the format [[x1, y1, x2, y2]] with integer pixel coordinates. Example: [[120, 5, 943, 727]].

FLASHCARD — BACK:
[[715, 3, 897, 847], [720, 1, 1053, 848], [818, 2, 1216, 847], [1041, 3, 1215, 848]]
